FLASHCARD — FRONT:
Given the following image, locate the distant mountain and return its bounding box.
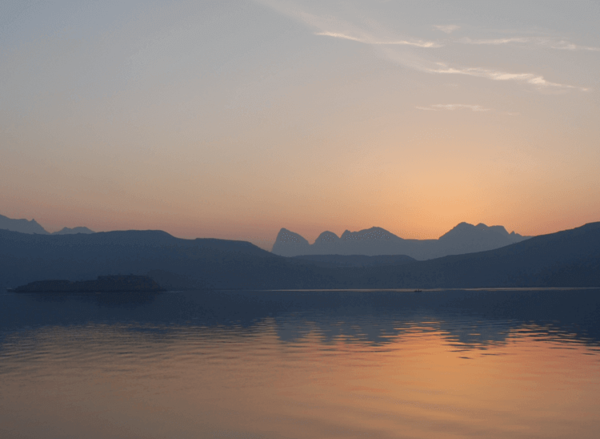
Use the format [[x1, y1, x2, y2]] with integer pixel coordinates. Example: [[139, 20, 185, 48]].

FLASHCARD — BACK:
[[374, 221, 600, 288], [437, 222, 524, 255], [1, 222, 599, 290], [272, 228, 311, 254], [0, 214, 95, 236], [272, 223, 528, 260], [0, 229, 332, 291], [53, 226, 95, 235], [0, 214, 49, 234]]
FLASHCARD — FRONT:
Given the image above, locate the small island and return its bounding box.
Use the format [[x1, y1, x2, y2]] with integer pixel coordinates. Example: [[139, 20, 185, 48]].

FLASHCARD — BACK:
[[8, 275, 165, 293]]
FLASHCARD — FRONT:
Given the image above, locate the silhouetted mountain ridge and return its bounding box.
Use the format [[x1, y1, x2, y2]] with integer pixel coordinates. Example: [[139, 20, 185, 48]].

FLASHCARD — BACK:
[[0, 214, 49, 234], [54, 226, 95, 235], [0, 214, 95, 235], [272, 222, 528, 259], [1, 222, 599, 290]]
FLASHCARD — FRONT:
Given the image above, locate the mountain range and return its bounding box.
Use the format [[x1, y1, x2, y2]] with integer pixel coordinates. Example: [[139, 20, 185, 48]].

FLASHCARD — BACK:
[[272, 223, 528, 260], [0, 214, 94, 235], [1, 214, 525, 259], [1, 221, 599, 290]]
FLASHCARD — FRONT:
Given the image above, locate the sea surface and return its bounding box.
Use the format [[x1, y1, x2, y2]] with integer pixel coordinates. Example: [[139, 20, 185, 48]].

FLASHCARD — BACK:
[[1, 288, 600, 439]]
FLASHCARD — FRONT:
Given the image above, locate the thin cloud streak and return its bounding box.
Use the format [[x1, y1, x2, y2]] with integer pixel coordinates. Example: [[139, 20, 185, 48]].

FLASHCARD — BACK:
[[416, 104, 491, 112], [254, 0, 441, 49], [460, 37, 529, 45], [255, 0, 590, 92], [379, 47, 589, 91], [460, 36, 600, 51], [315, 31, 441, 48], [425, 63, 589, 91]]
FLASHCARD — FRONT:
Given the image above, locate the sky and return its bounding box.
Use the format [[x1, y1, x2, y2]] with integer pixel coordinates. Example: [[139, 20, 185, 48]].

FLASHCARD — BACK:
[[1, 0, 599, 249]]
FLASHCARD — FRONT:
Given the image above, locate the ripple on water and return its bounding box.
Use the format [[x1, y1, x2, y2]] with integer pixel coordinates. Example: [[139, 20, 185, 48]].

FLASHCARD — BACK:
[[1, 290, 600, 439]]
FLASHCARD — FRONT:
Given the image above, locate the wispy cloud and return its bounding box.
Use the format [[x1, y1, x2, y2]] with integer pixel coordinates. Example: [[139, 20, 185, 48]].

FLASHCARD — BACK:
[[417, 104, 491, 112], [459, 36, 600, 51], [546, 40, 600, 51], [424, 63, 589, 91], [434, 25, 460, 34], [254, 0, 590, 92], [315, 31, 441, 48], [313, 31, 364, 43], [378, 48, 588, 91], [417, 104, 521, 116], [460, 37, 529, 45], [254, 0, 441, 49]]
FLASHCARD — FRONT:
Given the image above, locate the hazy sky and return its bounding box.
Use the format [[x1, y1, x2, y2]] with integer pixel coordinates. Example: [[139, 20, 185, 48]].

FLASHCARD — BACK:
[[1, 0, 599, 249]]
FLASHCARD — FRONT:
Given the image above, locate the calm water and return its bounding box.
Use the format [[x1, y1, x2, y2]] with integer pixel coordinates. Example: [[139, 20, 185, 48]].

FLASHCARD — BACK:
[[1, 289, 600, 439]]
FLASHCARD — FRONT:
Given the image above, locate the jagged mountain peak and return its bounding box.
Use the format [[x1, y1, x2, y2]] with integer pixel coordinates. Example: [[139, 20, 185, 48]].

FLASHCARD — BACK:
[[275, 228, 309, 245], [272, 228, 310, 256], [0, 214, 49, 234], [271, 222, 529, 259], [340, 227, 399, 241], [314, 231, 340, 245], [53, 226, 95, 235], [441, 222, 514, 240]]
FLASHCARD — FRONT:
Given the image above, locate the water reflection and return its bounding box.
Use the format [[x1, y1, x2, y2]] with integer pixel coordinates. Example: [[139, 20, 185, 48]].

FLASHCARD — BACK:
[[2, 289, 600, 349], [1, 289, 600, 439]]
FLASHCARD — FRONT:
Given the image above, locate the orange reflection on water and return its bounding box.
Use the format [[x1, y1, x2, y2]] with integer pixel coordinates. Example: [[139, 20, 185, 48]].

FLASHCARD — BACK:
[[1, 322, 599, 439]]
